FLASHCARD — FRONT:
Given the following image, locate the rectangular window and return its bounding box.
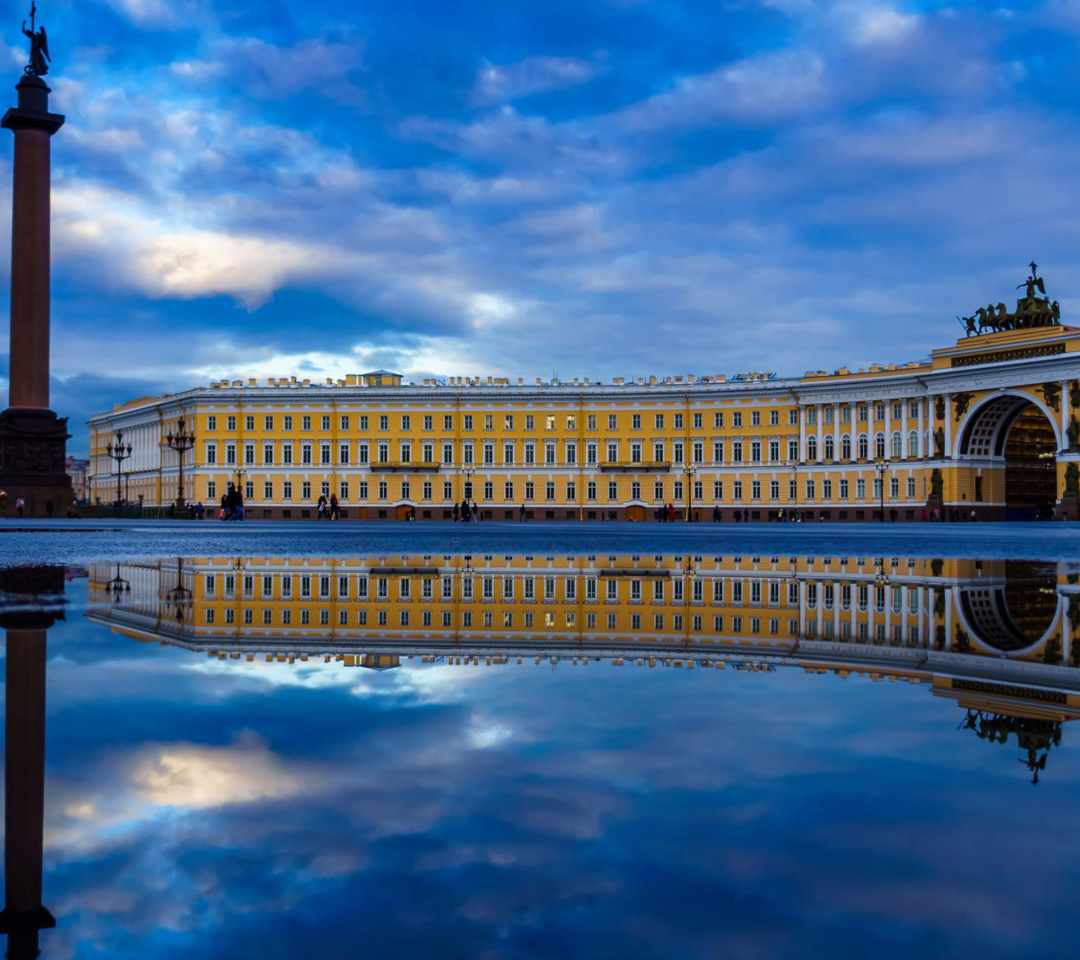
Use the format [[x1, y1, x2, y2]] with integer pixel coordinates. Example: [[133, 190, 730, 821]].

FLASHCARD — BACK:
[[632, 414, 642, 430], [608, 414, 617, 430]]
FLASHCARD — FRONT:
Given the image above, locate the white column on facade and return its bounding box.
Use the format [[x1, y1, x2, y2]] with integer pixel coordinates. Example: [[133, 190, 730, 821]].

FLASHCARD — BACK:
[[883, 397, 892, 463], [833, 403, 841, 462], [816, 405, 824, 463], [944, 395, 953, 459], [917, 397, 926, 458], [1060, 380, 1069, 450], [901, 397, 909, 460]]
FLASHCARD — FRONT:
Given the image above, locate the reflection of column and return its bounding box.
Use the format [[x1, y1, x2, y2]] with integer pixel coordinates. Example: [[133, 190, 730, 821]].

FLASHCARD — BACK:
[[0, 624, 55, 960]]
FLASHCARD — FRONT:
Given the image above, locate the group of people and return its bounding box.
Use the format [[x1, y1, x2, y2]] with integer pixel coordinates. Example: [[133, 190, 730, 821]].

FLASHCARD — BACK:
[[316, 493, 341, 520], [0, 491, 73, 518], [453, 500, 483, 522], [219, 484, 245, 521], [0, 491, 26, 517]]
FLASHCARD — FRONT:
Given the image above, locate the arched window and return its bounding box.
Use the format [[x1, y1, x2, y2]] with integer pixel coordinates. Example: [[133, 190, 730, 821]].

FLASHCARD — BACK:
[[807, 437, 818, 460], [858, 434, 868, 459], [908, 431, 919, 458], [824, 436, 835, 460], [841, 434, 852, 459], [875, 432, 886, 458], [891, 431, 903, 459]]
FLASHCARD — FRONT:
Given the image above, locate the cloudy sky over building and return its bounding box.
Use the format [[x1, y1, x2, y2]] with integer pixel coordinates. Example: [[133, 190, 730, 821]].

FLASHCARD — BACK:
[[0, 0, 1077, 451]]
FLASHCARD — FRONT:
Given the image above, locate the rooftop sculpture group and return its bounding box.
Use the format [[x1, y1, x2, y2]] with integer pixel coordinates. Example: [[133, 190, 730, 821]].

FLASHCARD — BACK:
[[959, 262, 1061, 336]]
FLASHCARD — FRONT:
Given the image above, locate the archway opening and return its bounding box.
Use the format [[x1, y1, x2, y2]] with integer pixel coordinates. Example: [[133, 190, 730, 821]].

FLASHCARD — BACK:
[[958, 562, 1059, 652], [1003, 405, 1057, 520], [960, 396, 1058, 521]]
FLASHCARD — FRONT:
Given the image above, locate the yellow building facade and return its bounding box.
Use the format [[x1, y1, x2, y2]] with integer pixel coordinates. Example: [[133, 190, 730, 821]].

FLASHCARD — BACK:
[[87, 286, 1080, 520]]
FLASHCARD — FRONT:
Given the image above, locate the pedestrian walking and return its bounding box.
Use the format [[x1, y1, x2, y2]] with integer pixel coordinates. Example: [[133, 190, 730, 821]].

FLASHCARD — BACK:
[[16, 496, 25, 518], [45, 500, 54, 518], [519, 505, 527, 522], [330, 493, 339, 520]]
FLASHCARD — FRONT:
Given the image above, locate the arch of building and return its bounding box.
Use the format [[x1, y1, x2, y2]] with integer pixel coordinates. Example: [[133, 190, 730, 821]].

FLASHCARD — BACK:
[[953, 390, 1062, 520], [954, 390, 1061, 459]]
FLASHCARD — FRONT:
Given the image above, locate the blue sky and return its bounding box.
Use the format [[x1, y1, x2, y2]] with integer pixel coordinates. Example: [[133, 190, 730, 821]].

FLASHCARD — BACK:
[[16, 575, 1080, 959], [0, 1, 1079, 452]]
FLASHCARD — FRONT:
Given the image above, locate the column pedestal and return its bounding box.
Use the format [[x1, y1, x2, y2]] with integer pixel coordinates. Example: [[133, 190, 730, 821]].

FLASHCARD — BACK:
[[0, 409, 70, 515]]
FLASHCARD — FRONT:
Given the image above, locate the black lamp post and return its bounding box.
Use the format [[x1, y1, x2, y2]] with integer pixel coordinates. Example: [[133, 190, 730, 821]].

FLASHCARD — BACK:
[[165, 416, 196, 509], [105, 432, 132, 506], [874, 457, 890, 523], [683, 464, 697, 523]]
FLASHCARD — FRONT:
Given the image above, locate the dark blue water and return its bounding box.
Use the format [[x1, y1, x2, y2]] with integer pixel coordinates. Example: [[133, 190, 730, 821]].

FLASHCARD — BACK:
[[3, 532, 1079, 960]]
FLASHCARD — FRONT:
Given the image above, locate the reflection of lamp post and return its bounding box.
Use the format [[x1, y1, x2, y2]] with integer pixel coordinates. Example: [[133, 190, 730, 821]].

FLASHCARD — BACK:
[[106, 567, 130, 601], [683, 464, 697, 523], [874, 457, 890, 523], [105, 431, 132, 505], [165, 416, 195, 509], [161, 558, 193, 624]]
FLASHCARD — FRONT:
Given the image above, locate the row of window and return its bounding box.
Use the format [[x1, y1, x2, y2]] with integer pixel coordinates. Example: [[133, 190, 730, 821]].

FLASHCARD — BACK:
[[200, 402, 925, 436], [202, 605, 920, 642], [201, 431, 928, 467], [203, 604, 801, 634], [204, 475, 919, 503], [204, 574, 923, 610], [201, 410, 801, 435]]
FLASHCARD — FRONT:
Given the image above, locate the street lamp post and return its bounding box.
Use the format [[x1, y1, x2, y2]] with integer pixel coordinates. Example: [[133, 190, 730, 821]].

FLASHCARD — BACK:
[[462, 465, 475, 506], [105, 431, 132, 506], [874, 457, 890, 522], [683, 464, 697, 522], [165, 416, 196, 510]]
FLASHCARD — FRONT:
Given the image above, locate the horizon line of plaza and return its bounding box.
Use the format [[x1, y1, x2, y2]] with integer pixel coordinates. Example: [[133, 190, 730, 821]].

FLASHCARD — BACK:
[[85, 294, 1080, 521]]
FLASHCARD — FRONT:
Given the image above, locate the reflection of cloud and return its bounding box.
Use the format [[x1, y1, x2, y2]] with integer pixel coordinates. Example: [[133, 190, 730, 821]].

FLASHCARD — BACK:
[[35, 609, 1080, 960], [130, 732, 304, 808]]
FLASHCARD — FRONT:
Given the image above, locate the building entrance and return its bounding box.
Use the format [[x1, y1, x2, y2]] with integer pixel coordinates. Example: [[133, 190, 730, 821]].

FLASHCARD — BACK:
[[959, 395, 1058, 521], [1003, 405, 1057, 520]]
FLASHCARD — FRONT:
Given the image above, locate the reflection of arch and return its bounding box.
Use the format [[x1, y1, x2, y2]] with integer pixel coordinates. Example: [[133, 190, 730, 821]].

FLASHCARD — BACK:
[[956, 567, 1064, 655], [955, 390, 1061, 459]]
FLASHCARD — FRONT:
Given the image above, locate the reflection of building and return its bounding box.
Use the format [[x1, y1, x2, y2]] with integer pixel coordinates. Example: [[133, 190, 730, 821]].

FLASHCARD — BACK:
[[89, 553, 1080, 693], [84, 280, 1080, 520], [88, 554, 1080, 780]]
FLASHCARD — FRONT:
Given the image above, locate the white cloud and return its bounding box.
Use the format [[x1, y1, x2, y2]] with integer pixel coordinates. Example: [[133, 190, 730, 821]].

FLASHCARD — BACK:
[[846, 5, 920, 47], [472, 55, 605, 104], [610, 50, 829, 132], [100, 0, 205, 28]]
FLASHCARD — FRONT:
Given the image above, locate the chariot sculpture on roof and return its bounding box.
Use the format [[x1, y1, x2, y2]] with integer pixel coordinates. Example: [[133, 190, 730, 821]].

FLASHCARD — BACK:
[[958, 262, 1061, 337]]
